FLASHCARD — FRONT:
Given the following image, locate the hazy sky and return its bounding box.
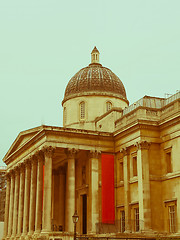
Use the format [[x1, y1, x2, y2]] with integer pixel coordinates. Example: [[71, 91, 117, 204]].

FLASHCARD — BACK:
[[0, 0, 180, 165]]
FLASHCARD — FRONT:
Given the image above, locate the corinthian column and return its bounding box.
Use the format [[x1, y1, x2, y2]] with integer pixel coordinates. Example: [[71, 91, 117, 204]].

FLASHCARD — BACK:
[[12, 167, 20, 236], [120, 147, 131, 232], [35, 152, 43, 233], [89, 150, 100, 233], [29, 156, 37, 235], [22, 159, 31, 235], [65, 148, 77, 232], [136, 141, 151, 232], [17, 164, 25, 236], [42, 146, 54, 232], [8, 170, 15, 237], [3, 173, 10, 238]]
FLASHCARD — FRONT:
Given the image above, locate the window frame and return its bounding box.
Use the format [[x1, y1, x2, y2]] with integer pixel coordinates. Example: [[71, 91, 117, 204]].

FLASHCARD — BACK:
[[79, 101, 86, 121]]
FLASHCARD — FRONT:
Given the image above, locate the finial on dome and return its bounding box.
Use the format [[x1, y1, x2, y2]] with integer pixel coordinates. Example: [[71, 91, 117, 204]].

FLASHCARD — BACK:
[[91, 46, 100, 64]]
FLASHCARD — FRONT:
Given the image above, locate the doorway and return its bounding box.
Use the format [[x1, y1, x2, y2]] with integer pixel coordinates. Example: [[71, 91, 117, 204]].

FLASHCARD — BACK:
[[82, 194, 87, 234]]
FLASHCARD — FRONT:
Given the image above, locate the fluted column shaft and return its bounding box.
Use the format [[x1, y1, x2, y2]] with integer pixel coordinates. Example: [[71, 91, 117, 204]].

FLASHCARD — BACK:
[[89, 150, 100, 233], [8, 172, 15, 237], [35, 156, 43, 232], [42, 146, 54, 232], [65, 149, 76, 232], [29, 159, 37, 234], [3, 175, 10, 238], [17, 165, 25, 235], [23, 161, 31, 234], [12, 169, 20, 236]]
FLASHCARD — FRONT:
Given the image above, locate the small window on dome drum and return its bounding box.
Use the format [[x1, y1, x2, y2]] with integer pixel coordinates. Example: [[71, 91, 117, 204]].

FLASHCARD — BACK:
[[80, 101, 85, 120], [106, 101, 112, 112]]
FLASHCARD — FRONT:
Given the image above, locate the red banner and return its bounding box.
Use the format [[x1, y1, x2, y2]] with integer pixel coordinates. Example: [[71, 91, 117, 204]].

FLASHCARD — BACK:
[[101, 154, 115, 224]]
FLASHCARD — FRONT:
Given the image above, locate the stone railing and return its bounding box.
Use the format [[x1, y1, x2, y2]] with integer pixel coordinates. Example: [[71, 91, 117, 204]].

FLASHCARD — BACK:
[[122, 91, 180, 116]]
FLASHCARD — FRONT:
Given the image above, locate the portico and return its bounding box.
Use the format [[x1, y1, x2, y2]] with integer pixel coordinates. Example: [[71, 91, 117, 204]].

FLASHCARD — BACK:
[[3, 126, 112, 239]]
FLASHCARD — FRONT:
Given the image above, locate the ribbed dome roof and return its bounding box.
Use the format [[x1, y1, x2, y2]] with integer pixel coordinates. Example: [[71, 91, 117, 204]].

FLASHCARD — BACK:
[[62, 47, 128, 104]]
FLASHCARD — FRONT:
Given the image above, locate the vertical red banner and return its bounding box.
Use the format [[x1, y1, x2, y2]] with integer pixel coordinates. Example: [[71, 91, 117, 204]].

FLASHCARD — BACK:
[[101, 154, 115, 224]]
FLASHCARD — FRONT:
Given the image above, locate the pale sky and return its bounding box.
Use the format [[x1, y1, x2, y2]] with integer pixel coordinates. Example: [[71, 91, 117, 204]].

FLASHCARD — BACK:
[[0, 0, 180, 165]]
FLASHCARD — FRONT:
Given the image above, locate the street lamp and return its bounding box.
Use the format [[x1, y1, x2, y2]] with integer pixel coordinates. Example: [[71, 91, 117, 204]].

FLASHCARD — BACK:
[[72, 210, 79, 240]]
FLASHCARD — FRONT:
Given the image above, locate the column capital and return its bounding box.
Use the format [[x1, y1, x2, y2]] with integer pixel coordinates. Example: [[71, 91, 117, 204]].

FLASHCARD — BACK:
[[9, 168, 15, 178], [5, 172, 11, 181], [42, 145, 55, 158], [19, 162, 25, 173], [120, 147, 129, 156], [14, 166, 20, 176], [34, 149, 44, 160], [136, 141, 150, 150], [65, 148, 78, 159], [89, 150, 101, 159], [24, 158, 31, 168]]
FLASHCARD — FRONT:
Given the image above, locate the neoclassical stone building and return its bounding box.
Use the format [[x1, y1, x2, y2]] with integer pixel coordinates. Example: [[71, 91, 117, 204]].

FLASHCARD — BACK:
[[2, 47, 180, 240]]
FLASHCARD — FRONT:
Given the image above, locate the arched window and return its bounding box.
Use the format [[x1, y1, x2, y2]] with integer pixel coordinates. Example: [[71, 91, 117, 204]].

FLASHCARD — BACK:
[[106, 101, 112, 112], [80, 101, 85, 120], [63, 107, 67, 125]]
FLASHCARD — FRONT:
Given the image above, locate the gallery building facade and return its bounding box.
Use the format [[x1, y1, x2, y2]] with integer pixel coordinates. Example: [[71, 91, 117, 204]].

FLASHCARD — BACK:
[[2, 47, 180, 239]]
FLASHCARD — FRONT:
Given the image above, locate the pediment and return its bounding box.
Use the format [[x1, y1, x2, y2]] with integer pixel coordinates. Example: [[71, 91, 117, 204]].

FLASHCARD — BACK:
[[3, 126, 43, 162]]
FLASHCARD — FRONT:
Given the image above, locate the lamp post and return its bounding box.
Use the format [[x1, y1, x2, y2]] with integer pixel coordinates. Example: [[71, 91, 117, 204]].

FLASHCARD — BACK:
[[72, 210, 79, 240]]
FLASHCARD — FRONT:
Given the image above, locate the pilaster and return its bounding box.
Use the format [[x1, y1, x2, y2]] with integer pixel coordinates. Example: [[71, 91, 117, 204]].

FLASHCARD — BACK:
[[120, 147, 131, 232], [136, 141, 151, 232]]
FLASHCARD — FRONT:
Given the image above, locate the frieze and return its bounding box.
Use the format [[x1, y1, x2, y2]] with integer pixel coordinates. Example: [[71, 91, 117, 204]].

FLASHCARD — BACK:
[[146, 110, 158, 116]]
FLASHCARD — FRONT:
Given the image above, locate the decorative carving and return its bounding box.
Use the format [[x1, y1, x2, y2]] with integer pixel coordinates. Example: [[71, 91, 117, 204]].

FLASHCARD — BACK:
[[24, 158, 31, 168], [65, 148, 78, 159], [89, 150, 101, 159], [19, 163, 25, 173], [14, 166, 20, 176], [42, 146, 55, 158], [136, 141, 150, 150], [120, 147, 129, 156]]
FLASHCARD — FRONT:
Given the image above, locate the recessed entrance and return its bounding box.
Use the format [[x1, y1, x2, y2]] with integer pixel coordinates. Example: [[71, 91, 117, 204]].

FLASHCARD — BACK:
[[82, 194, 87, 234]]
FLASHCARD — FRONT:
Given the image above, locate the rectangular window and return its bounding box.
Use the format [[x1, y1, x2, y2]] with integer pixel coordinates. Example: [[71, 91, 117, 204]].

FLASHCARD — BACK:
[[169, 205, 176, 233], [133, 156, 137, 177], [134, 208, 139, 232], [119, 162, 124, 181], [166, 151, 172, 173], [120, 210, 125, 232]]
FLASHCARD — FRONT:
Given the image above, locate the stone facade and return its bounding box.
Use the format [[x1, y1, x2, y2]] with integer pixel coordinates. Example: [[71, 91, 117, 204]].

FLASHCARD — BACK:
[[2, 48, 180, 240]]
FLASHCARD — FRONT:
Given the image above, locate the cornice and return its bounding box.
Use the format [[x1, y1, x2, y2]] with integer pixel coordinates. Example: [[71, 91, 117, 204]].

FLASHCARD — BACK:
[[4, 125, 114, 165]]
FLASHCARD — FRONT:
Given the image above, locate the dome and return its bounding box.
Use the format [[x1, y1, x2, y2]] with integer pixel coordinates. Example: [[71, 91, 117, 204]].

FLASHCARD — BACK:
[[62, 47, 128, 104]]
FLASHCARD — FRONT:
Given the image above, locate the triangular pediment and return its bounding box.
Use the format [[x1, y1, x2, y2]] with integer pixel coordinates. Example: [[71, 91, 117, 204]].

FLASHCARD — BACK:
[[3, 126, 43, 162]]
